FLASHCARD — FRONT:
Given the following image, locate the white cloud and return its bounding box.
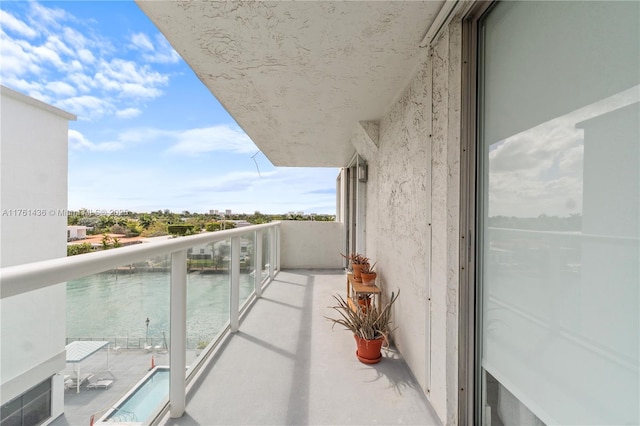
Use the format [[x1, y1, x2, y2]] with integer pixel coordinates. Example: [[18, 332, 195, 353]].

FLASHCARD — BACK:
[[129, 32, 180, 64], [44, 35, 73, 57], [68, 72, 94, 93], [0, 10, 38, 38], [191, 171, 274, 192], [32, 44, 64, 67], [130, 33, 154, 51], [57, 96, 113, 120], [68, 129, 122, 151], [62, 27, 89, 51], [0, 77, 44, 94], [120, 82, 162, 99], [0, 36, 41, 76], [94, 58, 168, 99], [116, 107, 142, 119], [145, 35, 181, 64], [29, 2, 68, 27], [0, 2, 175, 120], [166, 125, 258, 155], [116, 127, 168, 144], [77, 48, 95, 64], [46, 81, 76, 97]]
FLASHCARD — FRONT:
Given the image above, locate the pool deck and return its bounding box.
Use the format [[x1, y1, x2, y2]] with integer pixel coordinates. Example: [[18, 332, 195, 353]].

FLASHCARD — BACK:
[[51, 349, 197, 426], [52, 270, 442, 426]]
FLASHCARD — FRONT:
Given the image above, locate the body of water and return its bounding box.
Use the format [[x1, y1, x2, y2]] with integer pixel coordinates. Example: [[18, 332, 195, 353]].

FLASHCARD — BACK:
[[66, 270, 255, 347]]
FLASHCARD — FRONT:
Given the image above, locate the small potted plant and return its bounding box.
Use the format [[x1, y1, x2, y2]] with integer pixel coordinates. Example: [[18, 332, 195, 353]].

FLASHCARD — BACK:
[[326, 290, 399, 364], [341, 252, 369, 280], [357, 294, 372, 312], [360, 262, 377, 286]]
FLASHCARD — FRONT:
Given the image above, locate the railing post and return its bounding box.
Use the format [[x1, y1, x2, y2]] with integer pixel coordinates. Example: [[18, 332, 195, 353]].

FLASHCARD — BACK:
[[169, 250, 187, 418], [276, 225, 281, 272], [230, 236, 240, 332], [254, 230, 263, 298], [269, 227, 276, 279]]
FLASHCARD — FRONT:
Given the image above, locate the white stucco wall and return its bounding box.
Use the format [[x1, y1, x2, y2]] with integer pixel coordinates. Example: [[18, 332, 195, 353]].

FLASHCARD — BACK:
[[0, 86, 75, 422], [353, 21, 462, 426], [429, 23, 462, 426], [279, 221, 343, 269]]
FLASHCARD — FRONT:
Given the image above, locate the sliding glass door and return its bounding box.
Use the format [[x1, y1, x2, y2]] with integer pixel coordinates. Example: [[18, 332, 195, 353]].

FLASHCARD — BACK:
[[477, 2, 639, 425]]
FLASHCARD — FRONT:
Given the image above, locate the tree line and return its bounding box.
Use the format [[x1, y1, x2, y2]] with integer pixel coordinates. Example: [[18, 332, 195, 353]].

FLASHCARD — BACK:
[[67, 210, 335, 256]]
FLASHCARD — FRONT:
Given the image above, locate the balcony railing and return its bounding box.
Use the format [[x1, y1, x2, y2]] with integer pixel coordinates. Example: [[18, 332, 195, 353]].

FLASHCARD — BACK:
[[1, 222, 281, 420]]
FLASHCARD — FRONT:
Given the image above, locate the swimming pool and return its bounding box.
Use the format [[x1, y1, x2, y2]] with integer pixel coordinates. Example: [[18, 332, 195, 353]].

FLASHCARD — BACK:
[[101, 367, 169, 423]]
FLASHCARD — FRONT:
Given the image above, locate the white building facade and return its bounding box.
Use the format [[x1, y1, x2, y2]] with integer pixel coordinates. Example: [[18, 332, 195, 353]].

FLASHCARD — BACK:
[[1, 86, 76, 425], [67, 226, 88, 241]]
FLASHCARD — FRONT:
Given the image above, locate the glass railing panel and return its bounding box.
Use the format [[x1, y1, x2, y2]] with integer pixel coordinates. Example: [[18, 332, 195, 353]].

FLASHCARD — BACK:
[[66, 253, 171, 350], [261, 231, 271, 282], [64, 253, 171, 425], [187, 239, 230, 359], [239, 233, 256, 307]]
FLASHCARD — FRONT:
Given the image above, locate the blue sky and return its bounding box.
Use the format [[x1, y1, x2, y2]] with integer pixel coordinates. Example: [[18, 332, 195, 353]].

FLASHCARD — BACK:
[[0, 1, 339, 214]]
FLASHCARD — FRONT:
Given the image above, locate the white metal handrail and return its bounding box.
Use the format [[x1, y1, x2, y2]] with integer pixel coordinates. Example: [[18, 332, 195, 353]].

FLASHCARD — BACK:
[[0, 221, 280, 299], [1, 221, 281, 420]]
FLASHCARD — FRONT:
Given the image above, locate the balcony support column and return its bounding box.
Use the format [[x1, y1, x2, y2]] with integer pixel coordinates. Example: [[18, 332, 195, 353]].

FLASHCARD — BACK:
[[275, 226, 281, 272], [230, 236, 240, 332], [169, 250, 187, 418], [254, 230, 263, 298]]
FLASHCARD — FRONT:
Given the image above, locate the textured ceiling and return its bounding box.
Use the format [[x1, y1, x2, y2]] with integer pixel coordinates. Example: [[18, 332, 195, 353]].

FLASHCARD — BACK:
[[137, 1, 444, 167]]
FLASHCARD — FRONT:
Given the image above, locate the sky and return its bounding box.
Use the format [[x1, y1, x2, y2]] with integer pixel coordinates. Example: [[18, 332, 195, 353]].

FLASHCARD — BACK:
[[0, 1, 339, 215]]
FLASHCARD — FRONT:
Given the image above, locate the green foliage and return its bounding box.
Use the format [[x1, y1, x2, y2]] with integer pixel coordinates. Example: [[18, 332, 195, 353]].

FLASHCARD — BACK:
[[205, 221, 237, 232], [205, 222, 221, 232], [110, 224, 127, 235], [78, 217, 99, 229], [101, 234, 112, 250], [125, 220, 141, 237], [67, 243, 93, 256], [214, 243, 230, 268], [98, 215, 116, 231], [140, 221, 168, 237], [167, 224, 195, 235], [138, 214, 156, 230]]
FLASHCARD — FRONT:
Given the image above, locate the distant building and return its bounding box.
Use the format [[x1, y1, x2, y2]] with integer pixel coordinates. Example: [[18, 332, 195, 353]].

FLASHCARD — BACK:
[[67, 226, 88, 241]]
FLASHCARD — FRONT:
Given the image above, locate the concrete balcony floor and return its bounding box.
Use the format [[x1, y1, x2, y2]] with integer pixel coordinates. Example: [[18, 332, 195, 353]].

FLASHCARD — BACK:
[[161, 269, 441, 426]]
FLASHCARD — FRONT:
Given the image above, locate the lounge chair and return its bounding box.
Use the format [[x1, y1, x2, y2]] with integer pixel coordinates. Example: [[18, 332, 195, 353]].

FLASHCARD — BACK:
[[86, 379, 113, 390]]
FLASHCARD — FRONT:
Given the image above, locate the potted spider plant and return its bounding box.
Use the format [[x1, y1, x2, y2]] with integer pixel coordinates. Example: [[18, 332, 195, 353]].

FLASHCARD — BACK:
[[326, 290, 399, 364]]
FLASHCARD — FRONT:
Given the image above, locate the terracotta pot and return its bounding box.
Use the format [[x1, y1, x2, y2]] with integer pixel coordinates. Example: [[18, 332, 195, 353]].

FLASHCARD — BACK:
[[357, 296, 371, 312], [354, 335, 383, 364], [351, 263, 367, 280], [361, 272, 377, 286]]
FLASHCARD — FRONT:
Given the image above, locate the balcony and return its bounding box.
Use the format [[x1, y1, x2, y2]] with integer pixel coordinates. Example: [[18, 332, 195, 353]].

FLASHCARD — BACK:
[[2, 221, 440, 425]]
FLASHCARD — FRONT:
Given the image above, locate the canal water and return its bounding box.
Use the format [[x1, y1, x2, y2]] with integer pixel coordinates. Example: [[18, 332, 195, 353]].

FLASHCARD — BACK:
[[66, 271, 255, 347]]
